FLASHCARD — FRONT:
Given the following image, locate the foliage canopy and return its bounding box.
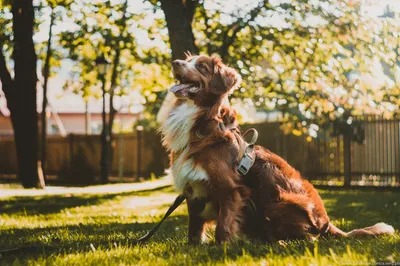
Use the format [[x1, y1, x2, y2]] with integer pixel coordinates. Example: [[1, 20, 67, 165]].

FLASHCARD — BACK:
[[2, 0, 400, 136]]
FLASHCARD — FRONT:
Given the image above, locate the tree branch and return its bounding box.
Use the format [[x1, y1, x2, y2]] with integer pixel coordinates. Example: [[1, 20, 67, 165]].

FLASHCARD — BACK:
[[219, 0, 269, 60], [109, 0, 129, 130]]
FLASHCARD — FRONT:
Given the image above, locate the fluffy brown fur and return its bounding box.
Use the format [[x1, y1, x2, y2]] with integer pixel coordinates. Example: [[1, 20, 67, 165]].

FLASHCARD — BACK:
[[241, 145, 394, 240], [161, 55, 249, 243], [162, 54, 394, 244]]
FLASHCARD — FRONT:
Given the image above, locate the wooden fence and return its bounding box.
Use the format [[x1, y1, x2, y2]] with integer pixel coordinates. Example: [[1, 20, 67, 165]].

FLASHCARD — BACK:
[[0, 132, 169, 185], [243, 115, 400, 187], [0, 115, 399, 187]]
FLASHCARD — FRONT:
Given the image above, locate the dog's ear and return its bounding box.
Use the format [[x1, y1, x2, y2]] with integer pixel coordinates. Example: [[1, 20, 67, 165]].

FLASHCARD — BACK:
[[210, 57, 242, 95]]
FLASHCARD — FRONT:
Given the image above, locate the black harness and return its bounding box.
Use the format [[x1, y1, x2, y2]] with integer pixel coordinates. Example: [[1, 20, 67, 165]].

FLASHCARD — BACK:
[[196, 121, 258, 175], [233, 127, 258, 175]]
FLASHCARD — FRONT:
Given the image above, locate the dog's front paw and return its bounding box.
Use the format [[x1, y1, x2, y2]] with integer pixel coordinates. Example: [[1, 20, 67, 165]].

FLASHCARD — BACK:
[[215, 227, 234, 244]]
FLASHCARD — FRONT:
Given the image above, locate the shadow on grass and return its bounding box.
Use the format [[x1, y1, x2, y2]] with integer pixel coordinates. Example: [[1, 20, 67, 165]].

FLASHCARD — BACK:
[[319, 190, 400, 229], [0, 215, 398, 264], [0, 216, 186, 258], [0, 188, 399, 264], [0, 185, 173, 216]]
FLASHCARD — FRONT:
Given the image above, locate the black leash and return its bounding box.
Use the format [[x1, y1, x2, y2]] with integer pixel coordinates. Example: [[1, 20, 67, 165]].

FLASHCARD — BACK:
[[0, 194, 185, 255], [132, 194, 186, 244], [0, 246, 44, 256]]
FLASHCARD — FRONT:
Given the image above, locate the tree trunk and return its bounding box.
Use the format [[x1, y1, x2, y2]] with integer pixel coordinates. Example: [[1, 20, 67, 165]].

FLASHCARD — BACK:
[[160, 0, 199, 60], [41, 7, 55, 180], [107, 48, 120, 175], [100, 76, 109, 184], [107, 0, 129, 172], [11, 0, 44, 188]]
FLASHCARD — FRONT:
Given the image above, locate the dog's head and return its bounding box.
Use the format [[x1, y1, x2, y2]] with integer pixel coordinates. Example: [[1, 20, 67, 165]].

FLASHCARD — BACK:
[[170, 54, 241, 106]]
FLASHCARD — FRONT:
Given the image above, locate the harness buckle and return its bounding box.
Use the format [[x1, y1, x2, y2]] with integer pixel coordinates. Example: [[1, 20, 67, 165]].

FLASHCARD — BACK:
[[237, 148, 255, 175]]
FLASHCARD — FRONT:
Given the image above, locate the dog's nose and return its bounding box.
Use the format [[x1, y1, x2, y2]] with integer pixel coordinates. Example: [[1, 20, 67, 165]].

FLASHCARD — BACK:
[[173, 60, 185, 66]]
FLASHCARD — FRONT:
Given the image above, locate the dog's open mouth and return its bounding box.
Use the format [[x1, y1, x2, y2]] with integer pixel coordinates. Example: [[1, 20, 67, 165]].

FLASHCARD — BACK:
[[170, 74, 200, 96], [174, 74, 188, 84]]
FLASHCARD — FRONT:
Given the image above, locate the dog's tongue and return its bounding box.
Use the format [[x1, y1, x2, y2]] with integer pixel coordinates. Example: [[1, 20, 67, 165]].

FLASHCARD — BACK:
[[170, 84, 191, 93]]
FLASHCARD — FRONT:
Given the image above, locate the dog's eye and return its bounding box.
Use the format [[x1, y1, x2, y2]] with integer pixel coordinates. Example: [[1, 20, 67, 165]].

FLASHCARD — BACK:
[[196, 63, 206, 70]]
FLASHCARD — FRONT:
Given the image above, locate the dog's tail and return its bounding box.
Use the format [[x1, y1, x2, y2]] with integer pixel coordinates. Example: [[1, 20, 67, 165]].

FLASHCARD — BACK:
[[328, 222, 395, 237]]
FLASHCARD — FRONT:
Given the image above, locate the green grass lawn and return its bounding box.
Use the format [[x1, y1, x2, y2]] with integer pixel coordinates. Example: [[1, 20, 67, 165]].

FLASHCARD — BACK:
[[0, 180, 399, 266]]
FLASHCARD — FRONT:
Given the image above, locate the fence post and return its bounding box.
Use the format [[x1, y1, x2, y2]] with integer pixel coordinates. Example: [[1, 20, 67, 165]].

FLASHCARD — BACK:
[[69, 134, 74, 170], [136, 126, 144, 179], [343, 131, 351, 187], [118, 132, 124, 180]]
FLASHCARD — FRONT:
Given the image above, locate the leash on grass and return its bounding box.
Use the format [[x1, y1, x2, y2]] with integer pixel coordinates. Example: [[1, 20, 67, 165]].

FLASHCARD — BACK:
[[1, 131, 256, 252], [132, 128, 257, 244], [132, 194, 186, 244], [0, 195, 185, 254], [0, 245, 45, 256]]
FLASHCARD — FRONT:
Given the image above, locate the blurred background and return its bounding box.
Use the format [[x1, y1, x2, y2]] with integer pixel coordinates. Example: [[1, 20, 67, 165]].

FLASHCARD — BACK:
[[0, 0, 399, 188]]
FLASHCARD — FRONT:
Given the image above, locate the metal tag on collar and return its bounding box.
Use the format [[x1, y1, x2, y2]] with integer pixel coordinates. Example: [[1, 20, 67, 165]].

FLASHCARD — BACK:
[[237, 149, 254, 175]]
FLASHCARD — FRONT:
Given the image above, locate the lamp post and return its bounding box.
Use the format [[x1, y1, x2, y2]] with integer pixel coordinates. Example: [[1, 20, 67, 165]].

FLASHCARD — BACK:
[[95, 55, 111, 184]]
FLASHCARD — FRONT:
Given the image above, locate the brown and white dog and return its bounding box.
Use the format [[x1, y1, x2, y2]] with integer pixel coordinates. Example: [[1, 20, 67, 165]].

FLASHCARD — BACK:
[[159, 54, 395, 243], [159, 55, 249, 243]]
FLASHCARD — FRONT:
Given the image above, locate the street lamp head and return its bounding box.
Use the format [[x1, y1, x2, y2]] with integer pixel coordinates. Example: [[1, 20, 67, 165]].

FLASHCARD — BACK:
[[95, 55, 111, 75]]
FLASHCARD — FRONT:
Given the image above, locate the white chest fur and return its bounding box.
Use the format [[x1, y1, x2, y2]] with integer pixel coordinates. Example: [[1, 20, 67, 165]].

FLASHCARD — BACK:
[[159, 101, 209, 193], [160, 102, 198, 151]]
